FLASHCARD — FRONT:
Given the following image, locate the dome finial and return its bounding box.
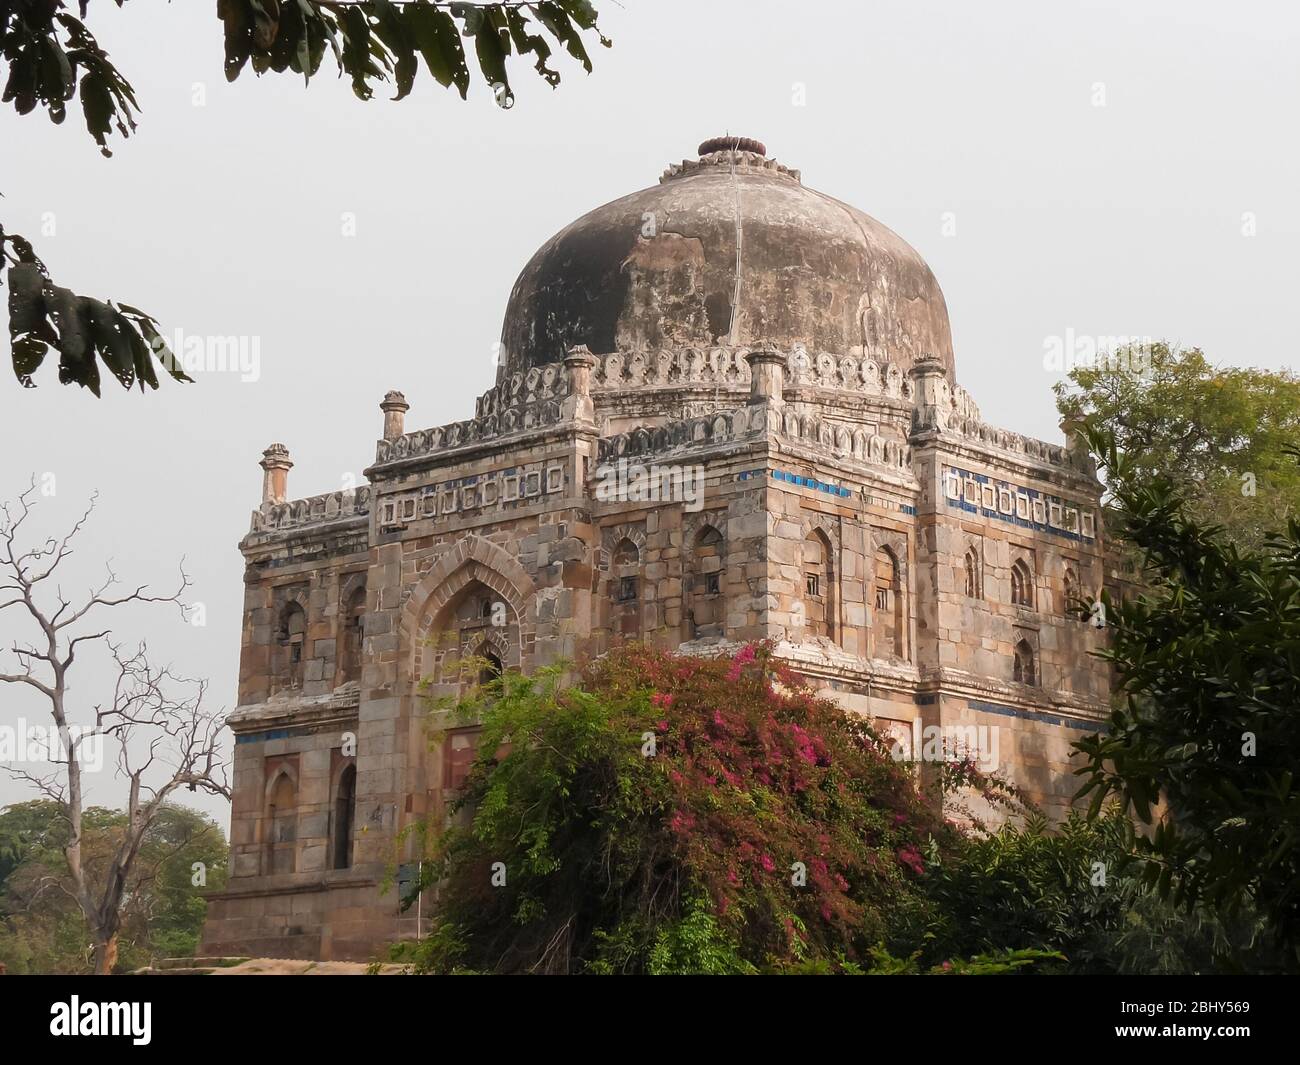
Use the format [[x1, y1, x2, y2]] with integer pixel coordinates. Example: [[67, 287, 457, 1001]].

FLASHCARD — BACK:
[[698, 135, 766, 157]]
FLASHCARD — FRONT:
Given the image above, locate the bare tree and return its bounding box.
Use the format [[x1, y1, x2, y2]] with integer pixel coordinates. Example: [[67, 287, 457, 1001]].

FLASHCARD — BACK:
[[0, 482, 229, 974]]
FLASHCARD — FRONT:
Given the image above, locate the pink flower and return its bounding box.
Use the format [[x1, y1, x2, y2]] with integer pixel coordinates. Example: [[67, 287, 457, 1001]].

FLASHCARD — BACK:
[[651, 692, 674, 709], [726, 644, 757, 681], [790, 723, 818, 765], [896, 845, 926, 876], [759, 853, 776, 872]]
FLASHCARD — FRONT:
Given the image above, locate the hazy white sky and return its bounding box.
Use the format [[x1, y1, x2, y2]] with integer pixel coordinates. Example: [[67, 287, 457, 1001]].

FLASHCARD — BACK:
[[1, 0, 1297, 824]]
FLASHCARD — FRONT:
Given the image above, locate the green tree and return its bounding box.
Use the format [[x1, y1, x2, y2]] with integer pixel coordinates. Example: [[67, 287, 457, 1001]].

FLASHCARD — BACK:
[[1072, 419, 1300, 969], [2, 1, 608, 394], [1054, 343, 1300, 548], [0, 800, 228, 974]]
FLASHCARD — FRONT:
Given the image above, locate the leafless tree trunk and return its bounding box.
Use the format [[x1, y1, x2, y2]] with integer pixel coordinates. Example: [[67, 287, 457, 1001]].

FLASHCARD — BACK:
[[0, 482, 230, 974]]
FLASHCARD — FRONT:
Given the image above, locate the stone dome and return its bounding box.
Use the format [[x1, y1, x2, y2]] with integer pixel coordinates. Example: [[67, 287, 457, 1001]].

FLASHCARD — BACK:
[[498, 137, 955, 382]]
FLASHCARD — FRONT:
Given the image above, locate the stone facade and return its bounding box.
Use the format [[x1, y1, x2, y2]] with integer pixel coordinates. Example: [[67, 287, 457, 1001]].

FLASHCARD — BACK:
[[202, 140, 1121, 962]]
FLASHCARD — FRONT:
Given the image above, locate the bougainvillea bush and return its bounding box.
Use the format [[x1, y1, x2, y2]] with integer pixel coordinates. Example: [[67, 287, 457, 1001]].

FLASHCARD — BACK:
[[400, 642, 1015, 975]]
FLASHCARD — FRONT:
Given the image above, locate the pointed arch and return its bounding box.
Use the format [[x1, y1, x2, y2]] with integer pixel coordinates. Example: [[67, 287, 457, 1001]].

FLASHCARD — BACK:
[[332, 763, 357, 870], [338, 582, 366, 685], [1011, 557, 1034, 609], [874, 546, 903, 658], [1062, 565, 1080, 618], [1013, 639, 1037, 686], [963, 546, 982, 599], [685, 523, 725, 640], [402, 535, 536, 682], [803, 528, 836, 642], [264, 765, 299, 875], [273, 601, 307, 692], [610, 536, 642, 638]]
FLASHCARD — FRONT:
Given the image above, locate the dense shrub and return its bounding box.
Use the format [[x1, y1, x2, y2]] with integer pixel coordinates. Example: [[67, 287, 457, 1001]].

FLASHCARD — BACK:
[[397, 641, 1261, 974], [913, 811, 1280, 973], [401, 643, 1005, 974]]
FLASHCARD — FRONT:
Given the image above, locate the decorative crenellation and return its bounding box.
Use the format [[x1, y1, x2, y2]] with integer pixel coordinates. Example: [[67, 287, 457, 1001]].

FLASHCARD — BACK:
[[376, 460, 568, 530], [787, 348, 914, 399], [946, 418, 1089, 473], [661, 148, 801, 185], [473, 361, 573, 420], [596, 399, 914, 472], [597, 405, 763, 462], [943, 465, 1097, 542], [780, 409, 912, 469], [377, 393, 568, 466], [586, 344, 919, 401], [593, 346, 750, 390], [250, 485, 370, 534], [911, 370, 1087, 473], [370, 362, 579, 467]]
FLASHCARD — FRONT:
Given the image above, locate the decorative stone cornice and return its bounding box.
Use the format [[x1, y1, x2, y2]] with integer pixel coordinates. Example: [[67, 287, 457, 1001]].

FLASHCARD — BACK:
[[248, 486, 370, 536], [225, 684, 361, 736]]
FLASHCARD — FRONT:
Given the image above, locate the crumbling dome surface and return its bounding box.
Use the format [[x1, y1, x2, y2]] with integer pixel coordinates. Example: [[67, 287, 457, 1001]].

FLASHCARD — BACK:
[[499, 138, 955, 381]]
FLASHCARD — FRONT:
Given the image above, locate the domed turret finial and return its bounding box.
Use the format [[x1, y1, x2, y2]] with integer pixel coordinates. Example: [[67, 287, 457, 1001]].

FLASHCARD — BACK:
[[698, 136, 767, 157]]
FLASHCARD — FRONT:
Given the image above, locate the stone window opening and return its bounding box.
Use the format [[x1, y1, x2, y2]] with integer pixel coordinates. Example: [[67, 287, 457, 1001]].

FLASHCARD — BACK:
[[964, 547, 982, 599], [1010, 558, 1034, 609], [339, 586, 365, 684], [332, 763, 357, 871], [874, 546, 903, 658], [477, 643, 504, 687], [421, 576, 519, 690], [1062, 566, 1080, 618], [610, 537, 642, 639], [275, 602, 307, 691], [688, 525, 725, 639], [803, 530, 835, 641], [1013, 639, 1037, 686]]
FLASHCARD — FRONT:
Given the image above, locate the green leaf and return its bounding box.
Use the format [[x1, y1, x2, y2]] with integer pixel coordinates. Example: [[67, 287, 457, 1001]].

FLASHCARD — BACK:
[[410, 4, 470, 97]]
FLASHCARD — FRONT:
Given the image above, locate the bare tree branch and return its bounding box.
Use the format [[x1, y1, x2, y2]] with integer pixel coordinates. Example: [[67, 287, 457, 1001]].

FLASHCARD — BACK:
[[0, 484, 230, 974]]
